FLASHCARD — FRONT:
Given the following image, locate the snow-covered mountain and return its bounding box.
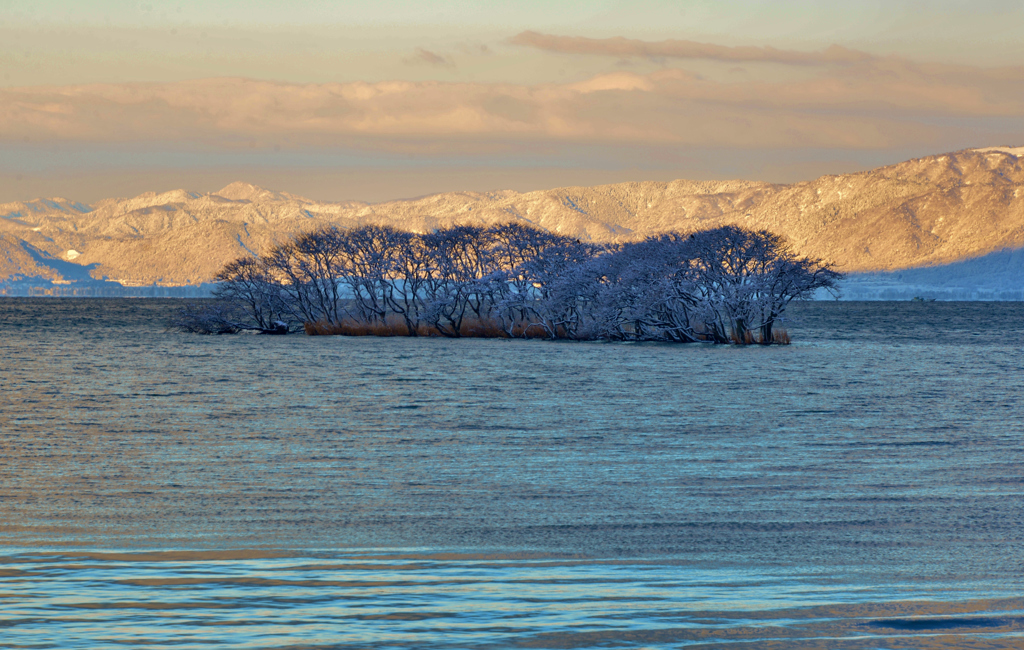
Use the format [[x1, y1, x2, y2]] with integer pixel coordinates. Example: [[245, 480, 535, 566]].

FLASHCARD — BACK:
[[2, 148, 1023, 293]]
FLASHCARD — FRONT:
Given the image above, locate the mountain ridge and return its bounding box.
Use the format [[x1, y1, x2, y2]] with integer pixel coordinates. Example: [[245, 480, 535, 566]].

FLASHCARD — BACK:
[[2, 147, 1023, 287]]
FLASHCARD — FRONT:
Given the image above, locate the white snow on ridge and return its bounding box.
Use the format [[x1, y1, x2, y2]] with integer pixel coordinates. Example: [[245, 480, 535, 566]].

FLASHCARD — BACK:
[[973, 145, 1024, 157]]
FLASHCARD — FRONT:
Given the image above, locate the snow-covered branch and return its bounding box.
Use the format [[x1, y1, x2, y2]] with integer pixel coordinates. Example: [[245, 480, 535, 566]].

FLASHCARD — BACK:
[[175, 222, 840, 343]]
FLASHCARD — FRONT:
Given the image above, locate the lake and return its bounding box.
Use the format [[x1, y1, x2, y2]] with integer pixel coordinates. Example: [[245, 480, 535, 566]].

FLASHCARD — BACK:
[[1, 299, 1022, 648]]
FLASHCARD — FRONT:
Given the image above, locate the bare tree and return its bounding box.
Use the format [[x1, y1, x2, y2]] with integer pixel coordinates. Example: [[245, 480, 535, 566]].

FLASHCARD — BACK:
[[688, 226, 840, 343], [213, 256, 293, 331], [170, 299, 251, 334], [171, 255, 292, 334], [418, 226, 497, 336], [340, 225, 403, 324], [264, 228, 350, 325], [386, 230, 432, 335], [580, 236, 705, 342], [186, 221, 838, 343], [508, 240, 602, 339]]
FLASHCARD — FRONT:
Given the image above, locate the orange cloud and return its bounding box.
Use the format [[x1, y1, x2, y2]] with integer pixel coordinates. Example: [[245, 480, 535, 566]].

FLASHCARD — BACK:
[[1, 46, 1021, 154]]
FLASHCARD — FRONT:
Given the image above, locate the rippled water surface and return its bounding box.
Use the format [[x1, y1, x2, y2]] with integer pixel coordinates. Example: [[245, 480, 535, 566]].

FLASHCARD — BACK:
[[1, 299, 1023, 648]]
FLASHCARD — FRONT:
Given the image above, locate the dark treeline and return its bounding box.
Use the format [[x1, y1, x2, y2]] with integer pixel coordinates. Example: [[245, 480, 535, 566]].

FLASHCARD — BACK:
[[174, 222, 841, 343]]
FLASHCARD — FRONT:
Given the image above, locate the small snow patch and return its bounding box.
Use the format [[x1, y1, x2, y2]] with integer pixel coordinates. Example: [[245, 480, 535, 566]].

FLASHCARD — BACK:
[[66, 250, 81, 260], [973, 146, 1024, 157]]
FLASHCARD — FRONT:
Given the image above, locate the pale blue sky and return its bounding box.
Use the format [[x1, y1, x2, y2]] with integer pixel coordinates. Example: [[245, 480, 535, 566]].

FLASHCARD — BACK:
[[5, 0, 1024, 86], [2, 0, 1022, 87]]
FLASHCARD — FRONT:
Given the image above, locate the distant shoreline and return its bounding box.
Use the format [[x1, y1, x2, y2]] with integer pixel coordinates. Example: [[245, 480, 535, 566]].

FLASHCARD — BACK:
[[0, 282, 217, 298], [5, 289, 1022, 301]]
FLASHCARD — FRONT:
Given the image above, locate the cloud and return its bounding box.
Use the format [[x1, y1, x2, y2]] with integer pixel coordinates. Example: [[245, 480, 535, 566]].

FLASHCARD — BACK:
[[509, 31, 875, 66], [2, 43, 1022, 155], [404, 48, 455, 68]]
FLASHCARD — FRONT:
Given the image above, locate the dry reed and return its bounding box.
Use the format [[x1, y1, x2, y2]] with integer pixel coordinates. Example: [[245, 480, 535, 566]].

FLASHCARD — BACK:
[[771, 328, 791, 345], [304, 317, 430, 337], [306, 315, 792, 344], [727, 327, 791, 345], [730, 329, 757, 345], [304, 316, 516, 338]]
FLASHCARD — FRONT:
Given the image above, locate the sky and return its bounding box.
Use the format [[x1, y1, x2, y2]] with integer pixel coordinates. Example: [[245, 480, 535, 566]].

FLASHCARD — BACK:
[[2, 0, 1023, 203]]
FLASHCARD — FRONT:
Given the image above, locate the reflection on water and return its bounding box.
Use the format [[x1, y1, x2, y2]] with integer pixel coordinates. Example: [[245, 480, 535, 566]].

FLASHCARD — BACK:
[[3, 550, 1022, 649], [1, 299, 1023, 648]]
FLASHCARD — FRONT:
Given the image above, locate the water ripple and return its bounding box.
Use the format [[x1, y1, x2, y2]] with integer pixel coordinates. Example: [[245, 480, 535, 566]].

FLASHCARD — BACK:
[[2, 300, 1024, 647]]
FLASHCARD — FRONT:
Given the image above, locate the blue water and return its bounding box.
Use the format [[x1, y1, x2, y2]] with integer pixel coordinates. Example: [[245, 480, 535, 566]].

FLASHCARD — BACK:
[[1, 299, 1023, 648]]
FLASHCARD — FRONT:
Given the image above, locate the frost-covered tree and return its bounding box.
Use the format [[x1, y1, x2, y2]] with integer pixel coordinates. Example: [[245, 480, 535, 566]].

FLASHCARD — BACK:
[[213, 256, 293, 331], [339, 225, 404, 324], [180, 221, 839, 342], [506, 239, 603, 339], [688, 226, 840, 343], [264, 227, 349, 325], [385, 230, 432, 336], [418, 225, 506, 336], [580, 236, 705, 342], [171, 255, 293, 334]]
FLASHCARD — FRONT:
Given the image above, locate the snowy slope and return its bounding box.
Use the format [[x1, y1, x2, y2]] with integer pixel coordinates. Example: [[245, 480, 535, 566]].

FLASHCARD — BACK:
[[1, 146, 1023, 289]]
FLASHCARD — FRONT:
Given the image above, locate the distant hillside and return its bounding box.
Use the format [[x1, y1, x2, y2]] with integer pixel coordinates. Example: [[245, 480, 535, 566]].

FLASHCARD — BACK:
[[2, 147, 1023, 291]]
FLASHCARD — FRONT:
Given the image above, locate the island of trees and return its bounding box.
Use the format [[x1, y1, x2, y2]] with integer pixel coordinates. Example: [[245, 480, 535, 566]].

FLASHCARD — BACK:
[[175, 222, 840, 344]]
